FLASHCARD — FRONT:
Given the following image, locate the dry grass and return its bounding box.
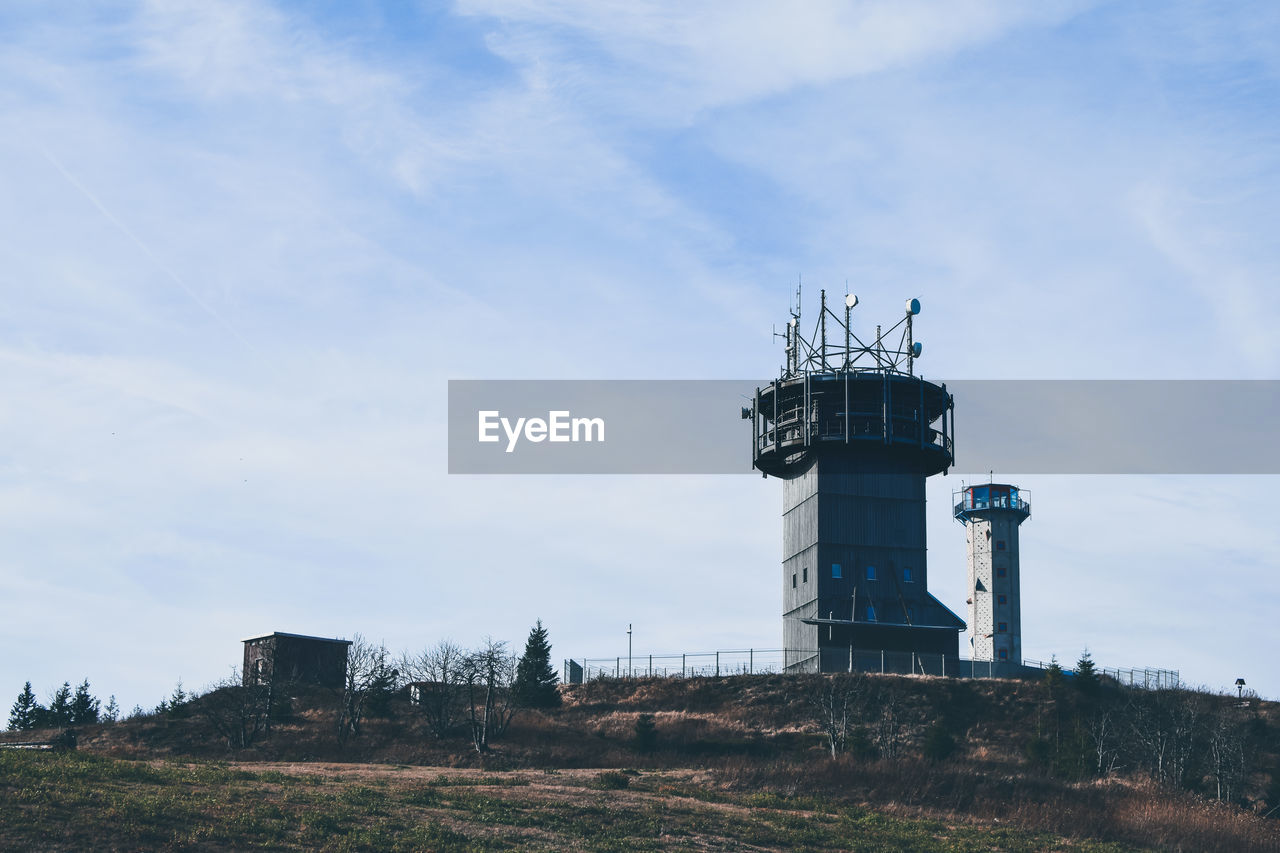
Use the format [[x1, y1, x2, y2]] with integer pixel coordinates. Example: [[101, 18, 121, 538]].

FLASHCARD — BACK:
[[3, 672, 1277, 851]]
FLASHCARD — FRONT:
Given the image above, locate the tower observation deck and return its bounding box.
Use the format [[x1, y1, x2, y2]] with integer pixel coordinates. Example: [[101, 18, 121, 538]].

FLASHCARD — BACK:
[[744, 289, 965, 673]]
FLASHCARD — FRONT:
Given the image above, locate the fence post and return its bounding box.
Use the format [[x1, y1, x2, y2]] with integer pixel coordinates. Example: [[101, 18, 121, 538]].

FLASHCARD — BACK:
[[942, 655, 946, 678], [616, 657, 619, 677], [682, 654, 685, 677], [749, 648, 754, 674], [912, 652, 916, 674], [880, 649, 885, 674], [715, 651, 720, 677], [648, 654, 652, 677]]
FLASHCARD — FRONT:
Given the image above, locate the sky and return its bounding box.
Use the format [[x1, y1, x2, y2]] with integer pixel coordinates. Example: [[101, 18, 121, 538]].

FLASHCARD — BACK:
[[1, 0, 1278, 714]]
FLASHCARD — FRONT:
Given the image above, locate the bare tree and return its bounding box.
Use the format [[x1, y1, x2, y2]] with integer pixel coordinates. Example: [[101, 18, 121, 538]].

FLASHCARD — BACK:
[[872, 683, 906, 761], [1087, 708, 1120, 776], [809, 673, 866, 759], [462, 638, 517, 753], [199, 670, 271, 749], [1125, 688, 1204, 789], [337, 634, 394, 743], [1207, 706, 1248, 803], [401, 640, 467, 739]]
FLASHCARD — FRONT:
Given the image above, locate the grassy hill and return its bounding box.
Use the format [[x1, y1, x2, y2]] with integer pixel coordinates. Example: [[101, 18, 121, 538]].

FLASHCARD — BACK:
[[3, 672, 1279, 851]]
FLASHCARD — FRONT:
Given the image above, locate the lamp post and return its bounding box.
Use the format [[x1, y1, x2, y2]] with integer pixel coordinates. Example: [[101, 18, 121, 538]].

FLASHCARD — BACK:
[[627, 624, 633, 678]]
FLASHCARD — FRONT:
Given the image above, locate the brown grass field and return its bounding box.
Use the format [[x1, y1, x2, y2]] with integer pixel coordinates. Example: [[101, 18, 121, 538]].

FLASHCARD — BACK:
[[2, 673, 1278, 851]]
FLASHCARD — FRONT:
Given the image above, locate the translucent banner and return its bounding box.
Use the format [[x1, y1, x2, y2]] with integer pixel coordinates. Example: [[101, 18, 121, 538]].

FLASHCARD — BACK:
[[447, 380, 1280, 474]]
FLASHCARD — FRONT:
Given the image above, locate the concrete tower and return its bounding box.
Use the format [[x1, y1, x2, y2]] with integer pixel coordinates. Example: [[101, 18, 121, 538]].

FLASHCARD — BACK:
[[745, 291, 965, 673], [953, 483, 1031, 669]]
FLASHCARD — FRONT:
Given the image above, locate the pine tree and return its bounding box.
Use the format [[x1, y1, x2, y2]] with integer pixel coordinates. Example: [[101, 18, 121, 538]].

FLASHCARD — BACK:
[[102, 696, 120, 723], [1074, 650, 1100, 696], [71, 679, 100, 725], [512, 620, 561, 709], [8, 682, 43, 731], [166, 680, 189, 719], [1044, 656, 1065, 691], [48, 682, 74, 727], [634, 713, 657, 753]]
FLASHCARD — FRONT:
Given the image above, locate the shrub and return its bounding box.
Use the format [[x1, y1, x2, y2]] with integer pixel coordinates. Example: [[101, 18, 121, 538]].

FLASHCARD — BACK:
[[634, 714, 657, 754]]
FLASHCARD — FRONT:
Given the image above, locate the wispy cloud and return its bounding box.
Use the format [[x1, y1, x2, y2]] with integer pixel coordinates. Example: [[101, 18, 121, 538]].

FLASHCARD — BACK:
[[0, 0, 1277, 709]]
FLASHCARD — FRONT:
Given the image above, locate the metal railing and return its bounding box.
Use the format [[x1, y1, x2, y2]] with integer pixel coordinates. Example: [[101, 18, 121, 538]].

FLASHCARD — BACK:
[[565, 648, 1178, 689], [1022, 658, 1179, 690]]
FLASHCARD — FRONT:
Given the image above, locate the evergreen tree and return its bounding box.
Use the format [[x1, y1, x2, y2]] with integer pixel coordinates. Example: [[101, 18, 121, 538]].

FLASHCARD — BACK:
[[71, 679, 100, 725], [364, 654, 399, 719], [634, 713, 658, 753], [48, 682, 74, 727], [922, 720, 956, 762], [512, 620, 561, 708], [166, 680, 189, 719], [102, 696, 120, 723], [1043, 656, 1065, 694], [8, 682, 43, 731], [1074, 650, 1100, 696]]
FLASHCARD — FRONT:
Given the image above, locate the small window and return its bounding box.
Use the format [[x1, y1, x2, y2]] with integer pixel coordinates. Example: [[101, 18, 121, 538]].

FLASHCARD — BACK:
[[831, 563, 842, 579], [866, 604, 877, 622], [998, 622, 1008, 632], [906, 606, 915, 622], [996, 540, 1007, 551], [902, 567, 914, 583], [802, 566, 808, 583], [998, 649, 1009, 661], [997, 594, 1007, 605], [866, 565, 877, 581], [791, 573, 796, 589], [996, 566, 1007, 578]]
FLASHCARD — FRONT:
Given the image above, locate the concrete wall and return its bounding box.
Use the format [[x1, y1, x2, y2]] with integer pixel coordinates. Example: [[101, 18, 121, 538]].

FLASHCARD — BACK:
[[964, 511, 1024, 663]]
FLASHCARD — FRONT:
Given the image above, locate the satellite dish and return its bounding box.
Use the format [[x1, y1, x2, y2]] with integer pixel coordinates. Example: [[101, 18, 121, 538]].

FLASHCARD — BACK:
[[912, 342, 923, 357], [906, 298, 921, 315], [845, 294, 858, 308], [788, 318, 797, 327]]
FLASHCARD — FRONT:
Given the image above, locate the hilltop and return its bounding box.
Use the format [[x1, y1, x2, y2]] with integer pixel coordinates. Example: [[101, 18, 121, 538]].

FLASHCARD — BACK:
[[3, 672, 1279, 851]]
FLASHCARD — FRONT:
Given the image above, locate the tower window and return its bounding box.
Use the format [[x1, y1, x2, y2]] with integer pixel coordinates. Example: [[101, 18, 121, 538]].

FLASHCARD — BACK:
[[997, 594, 1007, 605], [902, 567, 914, 583], [866, 604, 877, 622], [996, 566, 1007, 578], [831, 563, 842, 579], [866, 565, 877, 581], [998, 649, 1009, 661], [791, 573, 796, 589], [998, 622, 1008, 632], [996, 541, 1007, 551], [802, 566, 808, 583]]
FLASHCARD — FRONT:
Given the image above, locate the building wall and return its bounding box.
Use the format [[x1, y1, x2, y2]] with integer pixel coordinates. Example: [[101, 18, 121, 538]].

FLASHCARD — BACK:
[[243, 635, 350, 689], [782, 454, 959, 668]]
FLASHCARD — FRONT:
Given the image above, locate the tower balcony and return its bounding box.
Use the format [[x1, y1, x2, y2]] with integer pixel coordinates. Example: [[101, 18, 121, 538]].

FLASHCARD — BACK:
[[953, 484, 1031, 520]]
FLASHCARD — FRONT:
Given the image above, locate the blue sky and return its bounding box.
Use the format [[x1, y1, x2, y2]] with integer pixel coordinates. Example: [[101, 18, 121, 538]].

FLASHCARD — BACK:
[[1, 0, 1278, 712]]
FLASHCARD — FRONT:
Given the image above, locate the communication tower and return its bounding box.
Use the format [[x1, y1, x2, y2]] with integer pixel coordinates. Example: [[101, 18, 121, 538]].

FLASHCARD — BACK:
[[743, 288, 965, 673]]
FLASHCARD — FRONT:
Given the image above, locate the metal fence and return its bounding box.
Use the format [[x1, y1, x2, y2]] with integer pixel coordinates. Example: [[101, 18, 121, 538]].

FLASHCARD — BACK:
[[565, 648, 1179, 689], [1023, 658, 1180, 690]]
